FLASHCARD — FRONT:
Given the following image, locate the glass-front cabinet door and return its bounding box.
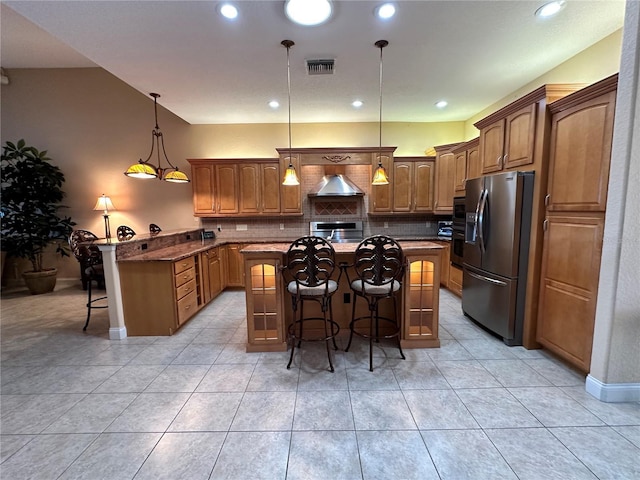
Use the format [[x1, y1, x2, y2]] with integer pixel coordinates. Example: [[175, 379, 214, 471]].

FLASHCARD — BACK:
[[244, 256, 286, 352], [403, 254, 440, 348]]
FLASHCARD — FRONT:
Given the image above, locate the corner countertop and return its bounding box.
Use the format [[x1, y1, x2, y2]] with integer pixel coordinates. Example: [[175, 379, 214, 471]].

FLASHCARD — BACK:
[[117, 236, 447, 263]]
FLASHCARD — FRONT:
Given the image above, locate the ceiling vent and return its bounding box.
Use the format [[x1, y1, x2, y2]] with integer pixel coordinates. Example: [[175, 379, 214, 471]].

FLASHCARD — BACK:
[[306, 59, 335, 75]]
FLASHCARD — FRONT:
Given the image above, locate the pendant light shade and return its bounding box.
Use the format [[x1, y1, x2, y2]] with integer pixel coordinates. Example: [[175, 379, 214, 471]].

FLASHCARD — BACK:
[[124, 93, 190, 183], [372, 39, 390, 186], [281, 39, 300, 186]]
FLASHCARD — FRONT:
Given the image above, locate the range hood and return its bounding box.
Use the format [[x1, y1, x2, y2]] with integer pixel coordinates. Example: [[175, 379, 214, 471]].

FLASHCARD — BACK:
[[307, 174, 365, 197]]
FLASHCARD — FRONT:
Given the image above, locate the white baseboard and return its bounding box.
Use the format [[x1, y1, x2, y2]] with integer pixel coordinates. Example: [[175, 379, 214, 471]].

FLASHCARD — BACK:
[[109, 327, 128, 340], [586, 374, 640, 402]]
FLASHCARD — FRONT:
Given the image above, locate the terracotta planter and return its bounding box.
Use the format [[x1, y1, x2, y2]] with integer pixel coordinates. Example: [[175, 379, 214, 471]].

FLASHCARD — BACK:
[[22, 268, 58, 295]]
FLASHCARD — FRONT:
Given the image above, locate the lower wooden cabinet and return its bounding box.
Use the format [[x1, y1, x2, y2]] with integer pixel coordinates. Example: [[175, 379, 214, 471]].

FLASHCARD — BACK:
[[224, 243, 245, 287], [448, 265, 463, 297], [403, 256, 440, 348], [202, 247, 223, 304], [120, 255, 204, 336]]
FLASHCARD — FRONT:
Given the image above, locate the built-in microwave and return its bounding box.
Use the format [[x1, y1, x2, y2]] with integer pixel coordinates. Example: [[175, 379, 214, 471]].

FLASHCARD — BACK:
[[453, 196, 466, 227]]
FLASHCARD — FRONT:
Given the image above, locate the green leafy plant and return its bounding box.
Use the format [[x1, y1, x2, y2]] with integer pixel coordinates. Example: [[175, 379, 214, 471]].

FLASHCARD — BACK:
[[1, 139, 76, 272]]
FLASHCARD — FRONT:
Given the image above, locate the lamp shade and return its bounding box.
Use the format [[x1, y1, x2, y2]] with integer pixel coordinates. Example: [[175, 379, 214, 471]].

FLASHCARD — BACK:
[[372, 164, 390, 185], [124, 162, 158, 179], [164, 169, 190, 183], [282, 165, 300, 186], [93, 194, 116, 213]]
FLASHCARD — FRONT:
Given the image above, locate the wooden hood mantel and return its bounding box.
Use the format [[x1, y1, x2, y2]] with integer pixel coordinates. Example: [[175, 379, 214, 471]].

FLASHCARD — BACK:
[[276, 146, 397, 165]]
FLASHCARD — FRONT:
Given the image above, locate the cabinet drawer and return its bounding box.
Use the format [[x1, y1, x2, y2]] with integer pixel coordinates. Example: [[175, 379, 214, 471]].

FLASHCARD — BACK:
[[177, 290, 198, 325], [174, 257, 195, 275], [175, 266, 195, 287], [176, 278, 196, 300]]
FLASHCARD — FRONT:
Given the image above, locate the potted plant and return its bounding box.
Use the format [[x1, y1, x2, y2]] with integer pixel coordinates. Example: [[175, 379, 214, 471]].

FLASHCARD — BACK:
[[1, 139, 75, 294]]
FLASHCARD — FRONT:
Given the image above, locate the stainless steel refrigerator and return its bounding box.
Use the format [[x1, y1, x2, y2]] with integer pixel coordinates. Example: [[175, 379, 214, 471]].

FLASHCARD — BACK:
[[462, 171, 534, 346]]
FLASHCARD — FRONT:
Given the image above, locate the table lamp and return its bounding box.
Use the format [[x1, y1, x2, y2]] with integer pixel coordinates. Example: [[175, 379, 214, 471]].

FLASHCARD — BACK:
[[93, 194, 116, 241]]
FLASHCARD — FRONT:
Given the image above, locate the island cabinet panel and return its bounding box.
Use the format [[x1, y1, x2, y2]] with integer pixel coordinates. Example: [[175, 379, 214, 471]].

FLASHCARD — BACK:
[[536, 75, 617, 372], [245, 258, 286, 352], [120, 255, 202, 336], [403, 254, 440, 348], [241, 243, 442, 352]]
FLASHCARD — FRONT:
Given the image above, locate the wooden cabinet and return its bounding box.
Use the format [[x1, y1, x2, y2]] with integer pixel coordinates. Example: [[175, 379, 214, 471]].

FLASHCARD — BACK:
[[448, 265, 463, 298], [238, 162, 282, 214], [191, 163, 216, 215], [189, 159, 287, 217], [244, 255, 286, 352], [403, 254, 440, 348], [202, 247, 223, 303], [479, 103, 536, 174], [434, 241, 450, 288], [279, 153, 302, 214], [370, 153, 393, 213], [119, 255, 203, 336], [224, 243, 245, 287], [392, 157, 434, 213], [433, 143, 460, 214], [537, 75, 617, 372], [452, 138, 480, 195]]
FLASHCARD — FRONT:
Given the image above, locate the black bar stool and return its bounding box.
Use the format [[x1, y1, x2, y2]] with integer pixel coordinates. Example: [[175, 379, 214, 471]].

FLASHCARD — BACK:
[[342, 235, 406, 371], [282, 236, 340, 372]]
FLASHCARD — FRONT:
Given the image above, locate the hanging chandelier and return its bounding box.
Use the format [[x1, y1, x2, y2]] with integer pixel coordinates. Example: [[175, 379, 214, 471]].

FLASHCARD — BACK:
[[281, 39, 300, 186], [124, 93, 190, 183], [372, 39, 390, 185]]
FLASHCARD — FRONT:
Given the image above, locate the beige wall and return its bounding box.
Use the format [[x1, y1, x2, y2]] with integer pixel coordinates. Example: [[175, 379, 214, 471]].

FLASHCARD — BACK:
[[0, 67, 462, 279], [464, 29, 623, 139]]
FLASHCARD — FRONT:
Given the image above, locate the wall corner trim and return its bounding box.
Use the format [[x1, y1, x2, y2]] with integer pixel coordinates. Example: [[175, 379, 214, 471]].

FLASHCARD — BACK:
[[585, 374, 640, 403]]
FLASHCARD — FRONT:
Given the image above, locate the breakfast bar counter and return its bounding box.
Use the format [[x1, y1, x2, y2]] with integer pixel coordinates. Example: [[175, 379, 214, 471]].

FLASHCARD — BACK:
[[241, 241, 443, 352]]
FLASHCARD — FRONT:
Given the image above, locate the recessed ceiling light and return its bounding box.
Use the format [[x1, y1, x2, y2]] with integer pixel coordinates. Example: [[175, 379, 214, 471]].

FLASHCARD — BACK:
[[535, 1, 566, 18], [375, 3, 396, 20], [435, 100, 448, 109], [269, 100, 280, 109], [285, 0, 332, 26], [219, 3, 238, 20], [352, 100, 363, 108]]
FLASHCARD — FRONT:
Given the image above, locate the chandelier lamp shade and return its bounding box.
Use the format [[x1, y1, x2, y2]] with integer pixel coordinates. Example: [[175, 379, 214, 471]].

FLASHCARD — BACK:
[[281, 39, 300, 186], [372, 39, 390, 186], [124, 93, 190, 183], [93, 194, 116, 241]]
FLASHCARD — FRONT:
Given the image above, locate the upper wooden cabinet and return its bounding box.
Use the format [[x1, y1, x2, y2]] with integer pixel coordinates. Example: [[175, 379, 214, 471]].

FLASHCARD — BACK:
[[545, 85, 616, 213], [279, 153, 302, 215], [392, 157, 435, 212], [189, 159, 289, 217], [433, 143, 461, 214], [452, 138, 479, 195], [370, 153, 393, 213]]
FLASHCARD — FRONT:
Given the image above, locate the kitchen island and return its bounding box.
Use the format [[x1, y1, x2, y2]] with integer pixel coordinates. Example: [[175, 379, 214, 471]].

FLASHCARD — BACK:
[[241, 241, 443, 352]]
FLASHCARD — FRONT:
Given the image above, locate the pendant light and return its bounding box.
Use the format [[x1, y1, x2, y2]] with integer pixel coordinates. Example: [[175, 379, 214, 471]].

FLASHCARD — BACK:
[[124, 93, 190, 183], [372, 39, 390, 185], [281, 39, 300, 186]]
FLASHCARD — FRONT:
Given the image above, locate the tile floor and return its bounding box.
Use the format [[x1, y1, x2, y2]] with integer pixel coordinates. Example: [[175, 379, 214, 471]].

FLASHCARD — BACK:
[[1, 282, 638, 480]]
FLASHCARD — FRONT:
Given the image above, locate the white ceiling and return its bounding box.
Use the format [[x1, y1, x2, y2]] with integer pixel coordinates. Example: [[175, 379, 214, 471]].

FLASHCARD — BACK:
[[1, 1, 626, 125]]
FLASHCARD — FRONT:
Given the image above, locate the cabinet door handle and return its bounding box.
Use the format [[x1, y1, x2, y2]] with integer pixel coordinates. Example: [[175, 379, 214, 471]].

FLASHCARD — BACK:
[[496, 155, 502, 166], [544, 194, 551, 206], [543, 219, 549, 231], [503, 154, 508, 164]]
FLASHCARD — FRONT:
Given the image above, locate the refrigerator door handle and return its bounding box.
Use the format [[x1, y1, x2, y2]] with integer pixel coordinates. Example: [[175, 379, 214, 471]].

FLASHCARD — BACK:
[[466, 269, 507, 286], [477, 188, 488, 254]]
